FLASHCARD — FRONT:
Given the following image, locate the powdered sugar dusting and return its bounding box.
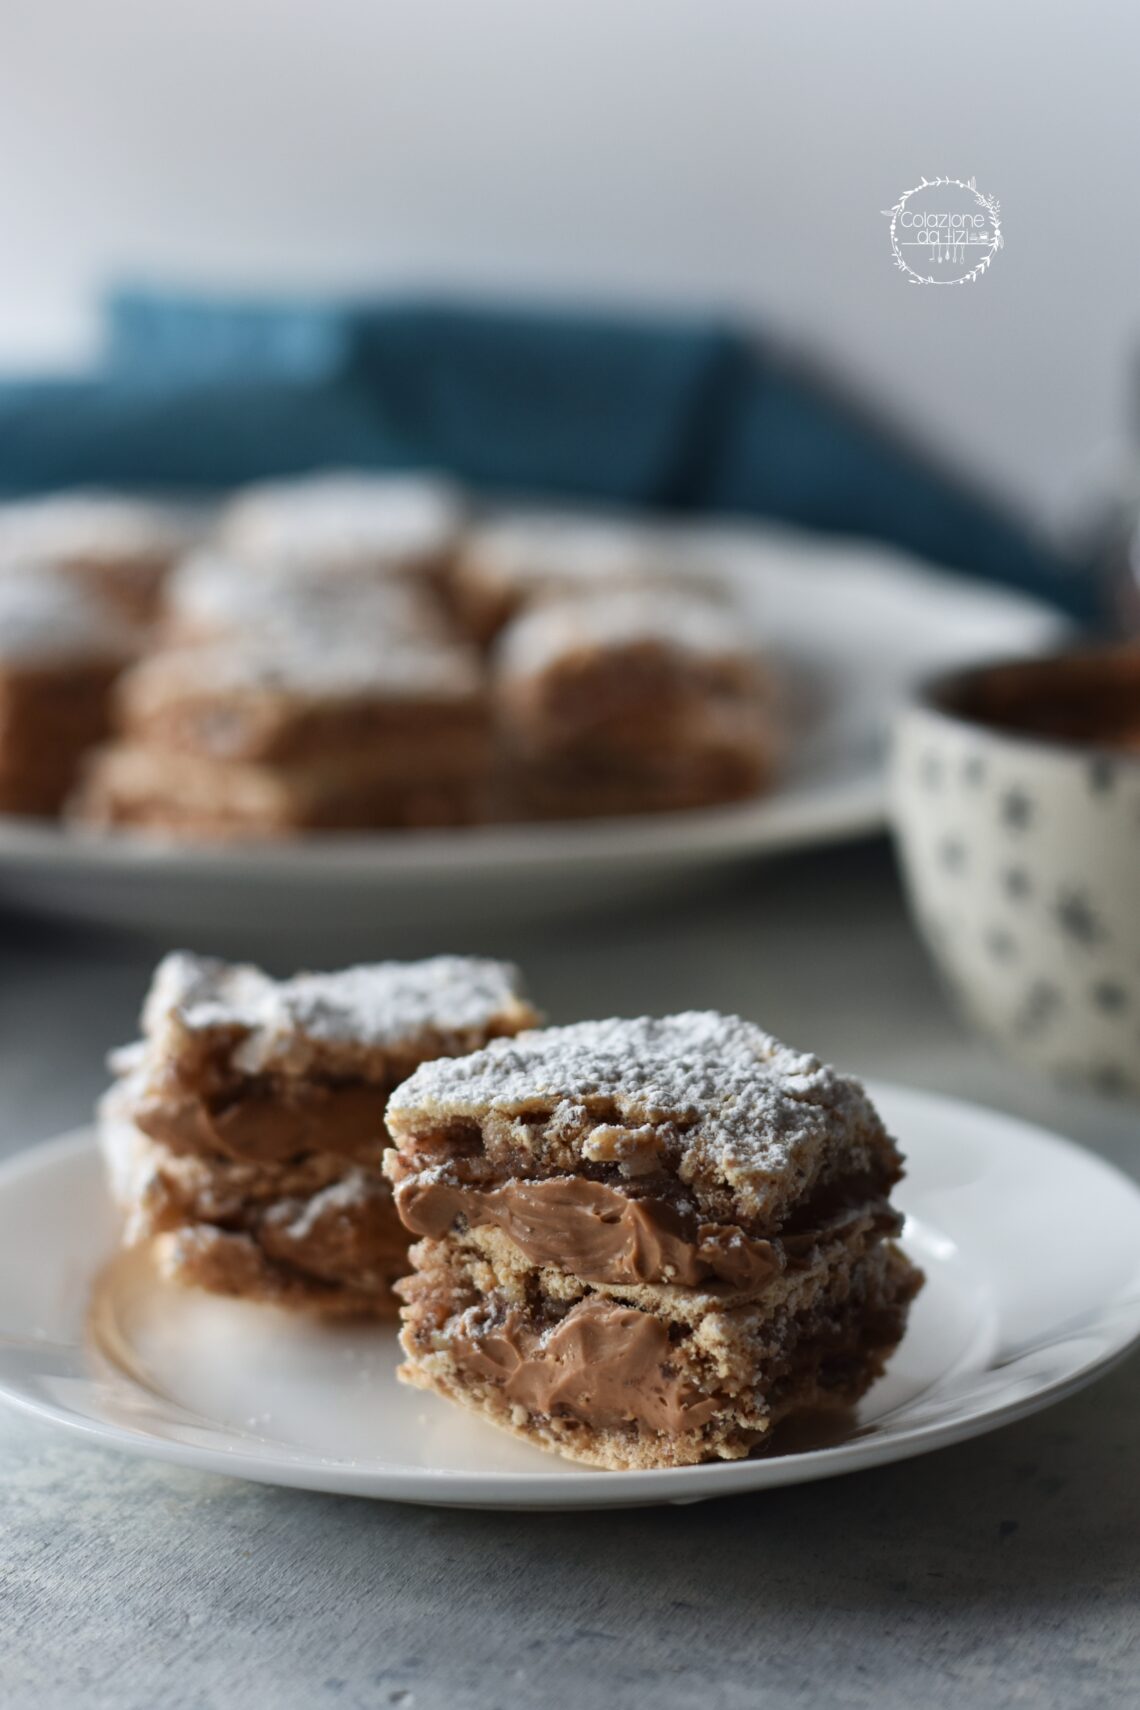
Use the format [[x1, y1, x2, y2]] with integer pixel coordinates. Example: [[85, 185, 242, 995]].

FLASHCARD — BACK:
[[496, 587, 758, 678], [124, 625, 483, 702], [141, 950, 532, 1070], [163, 551, 447, 642], [220, 471, 464, 570], [0, 490, 194, 565], [0, 566, 134, 663], [388, 1012, 887, 1182]]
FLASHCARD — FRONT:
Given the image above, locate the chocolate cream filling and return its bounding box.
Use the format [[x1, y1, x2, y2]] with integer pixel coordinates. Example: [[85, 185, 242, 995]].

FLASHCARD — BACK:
[[451, 1297, 721, 1434], [137, 1079, 392, 1165], [396, 1175, 781, 1289]]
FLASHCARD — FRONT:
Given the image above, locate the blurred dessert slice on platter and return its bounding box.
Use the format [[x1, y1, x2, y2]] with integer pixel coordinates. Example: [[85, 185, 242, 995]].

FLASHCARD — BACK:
[[452, 509, 729, 646], [72, 622, 492, 835], [494, 586, 778, 817], [385, 1012, 921, 1466], [99, 951, 538, 1316], [0, 490, 197, 624], [0, 566, 136, 815]]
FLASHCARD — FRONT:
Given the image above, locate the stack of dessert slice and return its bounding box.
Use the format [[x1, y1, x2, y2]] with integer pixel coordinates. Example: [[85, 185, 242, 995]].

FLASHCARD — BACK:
[[384, 1012, 922, 1467], [100, 951, 537, 1315]]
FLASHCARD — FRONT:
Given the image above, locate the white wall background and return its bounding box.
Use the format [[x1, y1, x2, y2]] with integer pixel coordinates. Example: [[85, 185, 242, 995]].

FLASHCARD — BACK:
[[1, 0, 1136, 534]]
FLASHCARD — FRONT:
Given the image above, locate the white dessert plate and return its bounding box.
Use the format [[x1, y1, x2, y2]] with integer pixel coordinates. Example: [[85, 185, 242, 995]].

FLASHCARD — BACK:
[[0, 528, 1065, 945], [0, 1082, 1136, 1510]]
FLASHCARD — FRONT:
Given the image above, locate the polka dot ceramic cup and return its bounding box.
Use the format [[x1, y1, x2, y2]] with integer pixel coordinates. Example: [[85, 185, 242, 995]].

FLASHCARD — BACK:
[[891, 648, 1140, 1098]]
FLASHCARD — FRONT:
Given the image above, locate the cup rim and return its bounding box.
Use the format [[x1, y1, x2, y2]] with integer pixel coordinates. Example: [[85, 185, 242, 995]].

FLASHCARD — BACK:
[[908, 643, 1140, 771]]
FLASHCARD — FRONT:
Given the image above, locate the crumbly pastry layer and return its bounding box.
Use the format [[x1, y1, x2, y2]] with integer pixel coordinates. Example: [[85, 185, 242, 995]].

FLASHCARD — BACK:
[[100, 952, 538, 1315], [386, 1012, 900, 1225], [100, 1089, 408, 1315], [385, 1012, 921, 1467], [135, 950, 538, 1088]]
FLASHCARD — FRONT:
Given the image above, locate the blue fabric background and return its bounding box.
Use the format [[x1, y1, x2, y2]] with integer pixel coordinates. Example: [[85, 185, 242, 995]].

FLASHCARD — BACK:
[[0, 289, 1091, 619]]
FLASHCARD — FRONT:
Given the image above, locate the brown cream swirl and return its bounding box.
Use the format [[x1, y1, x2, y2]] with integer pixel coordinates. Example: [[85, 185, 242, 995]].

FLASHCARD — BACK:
[[451, 1296, 721, 1434], [395, 1174, 779, 1289]]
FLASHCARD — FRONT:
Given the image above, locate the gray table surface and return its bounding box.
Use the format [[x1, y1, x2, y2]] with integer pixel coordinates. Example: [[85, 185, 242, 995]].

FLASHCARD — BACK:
[[1, 841, 1137, 1710]]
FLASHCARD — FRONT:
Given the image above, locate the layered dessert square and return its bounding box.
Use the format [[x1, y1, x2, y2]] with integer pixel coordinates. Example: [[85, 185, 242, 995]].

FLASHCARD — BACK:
[[73, 624, 492, 835], [0, 567, 134, 815], [494, 588, 777, 817], [452, 510, 724, 646], [385, 1013, 922, 1468], [101, 951, 538, 1315], [0, 490, 195, 623]]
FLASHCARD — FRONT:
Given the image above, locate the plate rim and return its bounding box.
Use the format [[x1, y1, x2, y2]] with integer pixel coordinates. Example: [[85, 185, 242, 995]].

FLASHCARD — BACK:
[[1, 1082, 1137, 1508], [0, 769, 885, 881]]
